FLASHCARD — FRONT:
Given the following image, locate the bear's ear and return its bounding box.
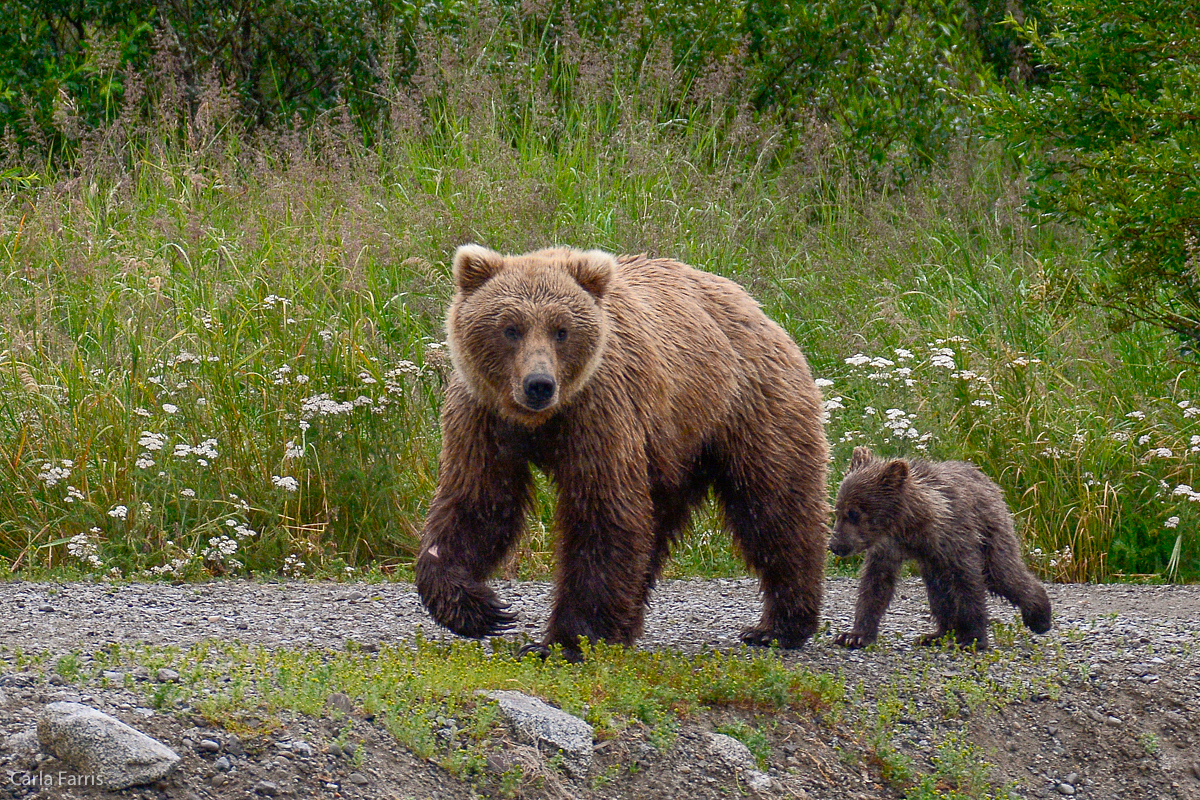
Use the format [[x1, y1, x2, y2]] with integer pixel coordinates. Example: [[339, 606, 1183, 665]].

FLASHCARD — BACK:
[[566, 249, 615, 300], [453, 245, 506, 294], [879, 459, 909, 488], [850, 446, 875, 471]]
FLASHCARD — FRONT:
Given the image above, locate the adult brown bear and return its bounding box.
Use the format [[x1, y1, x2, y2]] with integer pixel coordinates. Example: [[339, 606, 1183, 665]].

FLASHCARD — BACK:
[[416, 245, 829, 658]]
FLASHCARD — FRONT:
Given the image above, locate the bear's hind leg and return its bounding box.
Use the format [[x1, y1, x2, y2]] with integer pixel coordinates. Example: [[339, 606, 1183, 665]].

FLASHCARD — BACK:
[[715, 455, 827, 649], [919, 559, 989, 650], [983, 522, 1052, 634]]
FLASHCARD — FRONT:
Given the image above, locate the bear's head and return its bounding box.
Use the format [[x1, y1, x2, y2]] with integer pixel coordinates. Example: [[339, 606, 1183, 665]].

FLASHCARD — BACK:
[[446, 244, 614, 425], [828, 446, 910, 556]]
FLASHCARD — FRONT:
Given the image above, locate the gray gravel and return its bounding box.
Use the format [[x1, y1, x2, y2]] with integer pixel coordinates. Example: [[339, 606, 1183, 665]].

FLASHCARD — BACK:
[[1, 577, 1198, 799], [3, 576, 1197, 658]]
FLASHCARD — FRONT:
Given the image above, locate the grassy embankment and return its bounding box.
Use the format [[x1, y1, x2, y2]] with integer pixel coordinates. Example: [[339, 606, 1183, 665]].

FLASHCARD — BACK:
[[0, 20, 1196, 586]]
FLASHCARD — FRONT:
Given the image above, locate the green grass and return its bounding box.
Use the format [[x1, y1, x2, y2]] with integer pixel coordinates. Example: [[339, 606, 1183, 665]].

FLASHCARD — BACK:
[[0, 14, 1196, 583]]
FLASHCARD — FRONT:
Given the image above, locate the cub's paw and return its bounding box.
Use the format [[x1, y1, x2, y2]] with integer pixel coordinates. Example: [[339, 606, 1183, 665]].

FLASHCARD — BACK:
[[516, 643, 551, 660], [832, 631, 874, 649], [740, 625, 813, 649]]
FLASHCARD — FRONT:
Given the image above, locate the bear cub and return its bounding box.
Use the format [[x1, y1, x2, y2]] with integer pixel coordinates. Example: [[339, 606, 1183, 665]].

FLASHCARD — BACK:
[[829, 446, 1051, 650]]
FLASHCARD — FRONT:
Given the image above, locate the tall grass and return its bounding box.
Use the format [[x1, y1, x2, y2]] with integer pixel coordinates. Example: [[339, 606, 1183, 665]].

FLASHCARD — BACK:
[[0, 9, 1195, 582]]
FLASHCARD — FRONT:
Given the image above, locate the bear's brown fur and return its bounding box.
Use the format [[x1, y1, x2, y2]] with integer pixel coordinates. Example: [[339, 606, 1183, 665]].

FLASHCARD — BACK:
[[415, 245, 829, 657], [829, 447, 1052, 650]]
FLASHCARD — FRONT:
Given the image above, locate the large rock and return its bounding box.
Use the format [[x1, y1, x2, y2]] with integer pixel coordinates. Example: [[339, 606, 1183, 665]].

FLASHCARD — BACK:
[[486, 691, 593, 778], [37, 702, 180, 789]]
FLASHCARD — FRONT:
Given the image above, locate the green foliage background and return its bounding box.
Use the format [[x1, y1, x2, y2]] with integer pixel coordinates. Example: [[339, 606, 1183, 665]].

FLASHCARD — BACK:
[[0, 0, 1197, 584]]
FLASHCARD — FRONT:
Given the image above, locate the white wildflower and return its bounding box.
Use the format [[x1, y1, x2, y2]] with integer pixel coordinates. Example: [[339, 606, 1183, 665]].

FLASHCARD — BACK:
[[1186, 407, 1200, 419], [814, 378, 834, 388], [929, 348, 956, 369], [38, 461, 71, 488], [135, 454, 155, 470], [284, 440, 304, 460], [893, 348, 914, 360], [67, 532, 103, 568], [844, 354, 871, 367], [272, 475, 300, 492], [1164, 516, 1180, 529], [180, 488, 196, 498], [971, 399, 992, 407], [1126, 410, 1146, 420], [864, 406, 877, 416], [823, 397, 845, 411], [358, 372, 378, 385], [134, 407, 152, 417], [1138, 434, 1152, 446], [65, 485, 84, 503], [108, 505, 128, 520], [162, 403, 178, 414], [138, 431, 167, 451]]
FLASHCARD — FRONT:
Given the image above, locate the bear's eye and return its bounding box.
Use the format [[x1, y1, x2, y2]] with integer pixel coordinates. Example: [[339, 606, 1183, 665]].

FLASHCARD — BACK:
[[555, 328, 568, 343], [503, 326, 522, 341], [846, 509, 861, 525]]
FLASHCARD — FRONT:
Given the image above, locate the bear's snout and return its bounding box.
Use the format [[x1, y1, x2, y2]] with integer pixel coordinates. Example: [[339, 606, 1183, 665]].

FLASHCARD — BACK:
[[828, 530, 859, 558], [522, 373, 558, 409]]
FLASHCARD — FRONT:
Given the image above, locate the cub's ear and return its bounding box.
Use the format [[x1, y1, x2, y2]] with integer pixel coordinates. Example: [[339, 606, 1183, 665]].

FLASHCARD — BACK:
[[566, 249, 615, 300], [880, 459, 909, 488], [850, 446, 875, 472], [453, 244, 505, 294]]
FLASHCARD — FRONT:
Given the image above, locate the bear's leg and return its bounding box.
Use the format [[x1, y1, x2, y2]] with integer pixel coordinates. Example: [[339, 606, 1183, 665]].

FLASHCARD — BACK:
[[982, 522, 1052, 634], [716, 456, 827, 648], [416, 398, 534, 639], [835, 541, 905, 648], [918, 557, 990, 649], [540, 453, 657, 659]]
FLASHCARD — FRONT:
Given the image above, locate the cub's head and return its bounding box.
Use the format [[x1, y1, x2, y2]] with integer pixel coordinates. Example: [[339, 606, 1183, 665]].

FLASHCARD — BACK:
[[829, 446, 910, 556], [446, 244, 613, 425]]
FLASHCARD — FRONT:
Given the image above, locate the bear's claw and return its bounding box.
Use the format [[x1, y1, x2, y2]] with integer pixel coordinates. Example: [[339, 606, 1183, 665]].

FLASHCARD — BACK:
[[833, 631, 874, 649], [739, 625, 812, 649]]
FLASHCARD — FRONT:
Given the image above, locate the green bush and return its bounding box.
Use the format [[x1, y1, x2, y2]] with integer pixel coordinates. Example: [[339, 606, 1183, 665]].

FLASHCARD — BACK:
[[982, 0, 1200, 343]]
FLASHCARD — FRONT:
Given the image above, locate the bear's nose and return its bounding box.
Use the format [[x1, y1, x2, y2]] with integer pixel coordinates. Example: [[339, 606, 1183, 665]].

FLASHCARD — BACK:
[[828, 540, 852, 557], [522, 373, 557, 409]]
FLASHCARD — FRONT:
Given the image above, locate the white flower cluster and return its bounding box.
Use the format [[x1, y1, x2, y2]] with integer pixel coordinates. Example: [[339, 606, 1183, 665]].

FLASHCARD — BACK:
[[283, 553, 306, 576], [284, 439, 304, 460], [165, 351, 202, 367], [67, 530, 103, 568], [1173, 484, 1200, 503], [38, 460, 73, 488], [204, 535, 239, 561], [173, 439, 219, 466], [272, 475, 300, 492], [224, 518, 257, 539], [108, 504, 128, 520], [148, 556, 192, 577], [929, 347, 957, 370], [1164, 516, 1180, 529], [881, 409, 931, 449]]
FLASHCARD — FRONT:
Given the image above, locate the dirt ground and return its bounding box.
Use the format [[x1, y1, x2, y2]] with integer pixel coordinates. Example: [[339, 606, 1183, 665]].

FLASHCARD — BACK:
[[0, 577, 1197, 800]]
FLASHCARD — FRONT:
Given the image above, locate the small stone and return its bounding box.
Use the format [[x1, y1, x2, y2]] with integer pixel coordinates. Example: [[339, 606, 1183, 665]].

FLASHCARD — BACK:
[[343, 741, 357, 757], [5, 729, 39, 753], [326, 692, 355, 715], [253, 780, 280, 796], [292, 741, 314, 757], [102, 671, 126, 682], [1047, 725, 1059, 737], [348, 772, 369, 785], [1191, 763, 1200, 781], [38, 604, 55, 613], [225, 734, 244, 755], [746, 770, 773, 792], [214, 756, 231, 772], [156, 668, 180, 683], [1064, 772, 1079, 785], [48, 674, 67, 686], [210, 774, 228, 787], [1106, 715, 1124, 726], [199, 738, 221, 752], [1057, 783, 1076, 796], [346, 591, 365, 602], [328, 743, 343, 757]]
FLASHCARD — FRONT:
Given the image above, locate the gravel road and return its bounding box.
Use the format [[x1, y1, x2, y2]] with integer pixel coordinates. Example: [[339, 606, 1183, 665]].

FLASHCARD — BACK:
[[0, 577, 1197, 799]]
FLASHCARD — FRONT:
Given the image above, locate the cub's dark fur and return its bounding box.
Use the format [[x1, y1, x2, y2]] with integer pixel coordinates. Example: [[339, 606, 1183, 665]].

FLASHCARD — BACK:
[[829, 447, 1052, 650]]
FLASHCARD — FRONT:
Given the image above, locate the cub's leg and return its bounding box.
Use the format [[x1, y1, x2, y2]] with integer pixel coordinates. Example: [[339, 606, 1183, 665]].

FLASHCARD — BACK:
[[835, 540, 905, 648]]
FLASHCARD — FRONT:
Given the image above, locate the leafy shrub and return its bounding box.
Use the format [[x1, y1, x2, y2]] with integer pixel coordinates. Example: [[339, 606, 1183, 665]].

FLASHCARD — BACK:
[[982, 0, 1200, 343]]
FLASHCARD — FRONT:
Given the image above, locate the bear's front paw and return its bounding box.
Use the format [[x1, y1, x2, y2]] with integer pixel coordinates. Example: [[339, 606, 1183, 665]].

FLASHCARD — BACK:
[[740, 625, 813, 649], [832, 631, 875, 649], [423, 582, 518, 639]]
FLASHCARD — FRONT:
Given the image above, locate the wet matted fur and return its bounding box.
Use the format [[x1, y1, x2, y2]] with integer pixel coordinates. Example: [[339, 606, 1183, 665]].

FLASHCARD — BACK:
[[416, 245, 830, 658], [830, 446, 1052, 650]]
